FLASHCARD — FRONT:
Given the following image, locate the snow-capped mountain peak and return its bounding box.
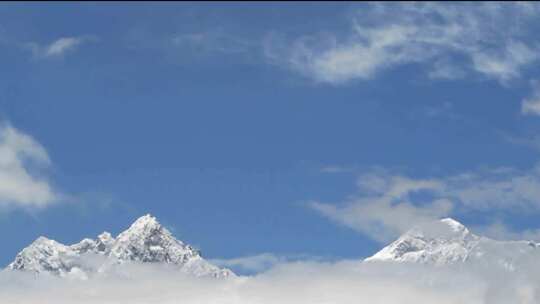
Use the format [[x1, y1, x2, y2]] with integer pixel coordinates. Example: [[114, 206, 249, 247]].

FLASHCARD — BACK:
[[7, 214, 234, 278], [365, 217, 540, 270], [110, 214, 200, 264], [365, 218, 479, 265], [8, 236, 79, 276], [126, 214, 160, 232], [439, 218, 467, 233], [405, 217, 474, 240]]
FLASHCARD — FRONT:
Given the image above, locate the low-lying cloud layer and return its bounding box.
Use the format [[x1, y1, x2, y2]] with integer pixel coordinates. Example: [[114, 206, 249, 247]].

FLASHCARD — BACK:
[[1, 258, 539, 304]]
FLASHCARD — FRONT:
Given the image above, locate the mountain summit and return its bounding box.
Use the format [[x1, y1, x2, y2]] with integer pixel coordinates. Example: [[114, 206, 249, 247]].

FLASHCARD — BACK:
[[365, 217, 540, 270], [7, 214, 234, 278]]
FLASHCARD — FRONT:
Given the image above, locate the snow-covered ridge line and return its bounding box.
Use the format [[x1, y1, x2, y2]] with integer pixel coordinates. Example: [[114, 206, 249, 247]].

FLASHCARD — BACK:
[[6, 214, 234, 279]]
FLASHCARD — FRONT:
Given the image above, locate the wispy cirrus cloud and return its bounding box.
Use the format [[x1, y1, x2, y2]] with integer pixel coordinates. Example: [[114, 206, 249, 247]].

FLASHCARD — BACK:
[[171, 30, 254, 56], [320, 165, 355, 174], [27, 35, 97, 58], [310, 164, 540, 242], [265, 3, 540, 85], [44, 37, 85, 57], [522, 80, 540, 115], [309, 173, 452, 243], [504, 132, 540, 152], [472, 221, 540, 242]]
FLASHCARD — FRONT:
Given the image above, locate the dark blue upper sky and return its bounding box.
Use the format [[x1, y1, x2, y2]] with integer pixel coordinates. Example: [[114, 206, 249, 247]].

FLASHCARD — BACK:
[[2, 3, 540, 271]]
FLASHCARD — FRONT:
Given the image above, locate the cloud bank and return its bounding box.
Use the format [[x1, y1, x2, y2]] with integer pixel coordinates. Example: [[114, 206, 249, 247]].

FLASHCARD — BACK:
[[1, 258, 540, 303]]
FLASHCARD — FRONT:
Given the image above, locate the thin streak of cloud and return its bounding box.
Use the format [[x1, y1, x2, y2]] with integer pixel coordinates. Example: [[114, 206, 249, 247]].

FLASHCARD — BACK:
[[171, 31, 253, 55], [211, 253, 325, 274], [27, 35, 98, 58]]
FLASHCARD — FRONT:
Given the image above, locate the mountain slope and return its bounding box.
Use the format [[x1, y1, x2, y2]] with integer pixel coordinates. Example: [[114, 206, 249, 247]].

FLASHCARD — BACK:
[[365, 218, 540, 270], [7, 214, 234, 278]]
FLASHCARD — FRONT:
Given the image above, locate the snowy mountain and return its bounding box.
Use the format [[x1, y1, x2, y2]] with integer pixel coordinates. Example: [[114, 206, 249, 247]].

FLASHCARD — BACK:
[[9, 215, 539, 279], [6, 214, 234, 278], [365, 218, 540, 270]]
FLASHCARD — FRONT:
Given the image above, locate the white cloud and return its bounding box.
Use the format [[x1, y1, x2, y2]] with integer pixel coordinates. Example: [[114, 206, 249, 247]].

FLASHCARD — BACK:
[[45, 37, 84, 57], [211, 253, 283, 273], [309, 173, 452, 242], [320, 165, 353, 173], [28, 36, 96, 58], [471, 41, 538, 83], [472, 221, 540, 242], [444, 166, 540, 211], [428, 60, 466, 80], [172, 31, 252, 56], [412, 101, 463, 121], [310, 165, 540, 242], [522, 80, 540, 115], [2, 259, 540, 303], [210, 253, 320, 274], [0, 123, 57, 209], [266, 3, 540, 85]]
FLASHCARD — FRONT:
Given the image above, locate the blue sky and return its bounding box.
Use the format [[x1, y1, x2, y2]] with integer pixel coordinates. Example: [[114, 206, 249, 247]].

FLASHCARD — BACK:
[[2, 2, 540, 272]]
